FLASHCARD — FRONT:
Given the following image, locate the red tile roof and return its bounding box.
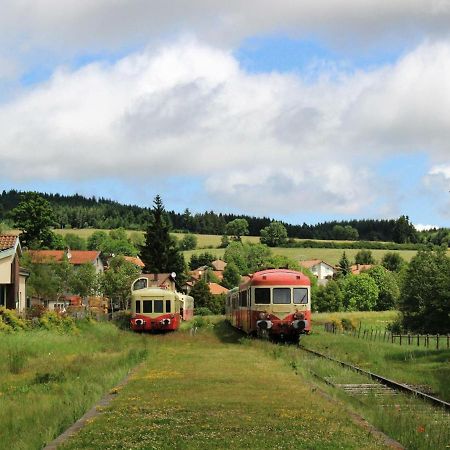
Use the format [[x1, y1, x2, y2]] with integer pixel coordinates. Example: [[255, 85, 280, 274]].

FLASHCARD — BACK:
[[208, 282, 229, 295], [123, 256, 145, 268], [350, 264, 373, 275], [29, 250, 100, 265], [211, 259, 227, 271], [0, 235, 18, 251]]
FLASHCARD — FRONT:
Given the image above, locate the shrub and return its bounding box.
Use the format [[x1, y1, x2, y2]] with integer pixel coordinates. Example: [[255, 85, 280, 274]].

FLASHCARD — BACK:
[[0, 307, 28, 331], [112, 311, 132, 330], [194, 307, 213, 316], [38, 311, 76, 332], [27, 304, 47, 319], [341, 317, 357, 331]]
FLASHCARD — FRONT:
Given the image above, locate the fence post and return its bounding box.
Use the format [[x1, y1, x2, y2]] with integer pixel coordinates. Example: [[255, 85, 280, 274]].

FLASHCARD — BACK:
[[383, 331, 386, 342], [417, 334, 419, 347], [358, 322, 361, 338], [447, 334, 449, 349], [437, 334, 439, 350], [426, 334, 429, 348], [400, 334, 402, 346], [391, 333, 394, 344], [408, 334, 411, 346]]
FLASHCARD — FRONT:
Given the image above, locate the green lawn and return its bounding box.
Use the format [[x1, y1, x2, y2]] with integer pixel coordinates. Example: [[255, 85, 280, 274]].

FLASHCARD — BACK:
[[61, 321, 388, 450]]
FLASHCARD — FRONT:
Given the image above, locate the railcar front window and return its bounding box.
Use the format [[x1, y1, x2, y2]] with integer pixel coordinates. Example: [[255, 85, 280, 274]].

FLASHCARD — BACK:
[[254, 288, 270, 304], [294, 288, 308, 304], [143, 300, 152, 313], [135, 300, 141, 313], [166, 300, 171, 313], [133, 279, 147, 291], [273, 288, 291, 304], [154, 300, 164, 313]]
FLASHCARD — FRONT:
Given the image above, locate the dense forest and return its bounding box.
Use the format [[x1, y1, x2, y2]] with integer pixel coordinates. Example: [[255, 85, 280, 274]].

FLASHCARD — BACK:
[[0, 189, 448, 245]]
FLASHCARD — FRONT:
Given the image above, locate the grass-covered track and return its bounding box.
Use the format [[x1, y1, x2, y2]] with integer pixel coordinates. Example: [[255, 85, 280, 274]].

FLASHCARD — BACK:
[[60, 321, 388, 449]]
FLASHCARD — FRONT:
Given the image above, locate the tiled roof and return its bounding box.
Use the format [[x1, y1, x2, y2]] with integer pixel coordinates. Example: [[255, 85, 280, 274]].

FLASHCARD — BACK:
[[123, 256, 145, 268], [211, 259, 227, 271], [299, 259, 322, 269], [0, 235, 18, 251], [351, 264, 373, 275], [29, 250, 100, 265], [208, 282, 229, 295]]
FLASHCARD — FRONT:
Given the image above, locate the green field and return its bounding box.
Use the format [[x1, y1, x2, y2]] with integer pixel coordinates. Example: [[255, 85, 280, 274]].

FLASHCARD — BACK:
[[60, 321, 388, 450]]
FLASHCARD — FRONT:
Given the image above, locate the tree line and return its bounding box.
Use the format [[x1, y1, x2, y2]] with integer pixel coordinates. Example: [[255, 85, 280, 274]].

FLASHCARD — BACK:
[[2, 189, 448, 245]]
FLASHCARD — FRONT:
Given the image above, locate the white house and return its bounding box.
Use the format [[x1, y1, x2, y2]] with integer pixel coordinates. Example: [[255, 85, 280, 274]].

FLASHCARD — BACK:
[[299, 259, 336, 285]]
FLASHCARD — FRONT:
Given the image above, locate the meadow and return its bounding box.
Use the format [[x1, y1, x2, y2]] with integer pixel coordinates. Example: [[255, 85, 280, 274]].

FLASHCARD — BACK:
[[0, 321, 148, 450]]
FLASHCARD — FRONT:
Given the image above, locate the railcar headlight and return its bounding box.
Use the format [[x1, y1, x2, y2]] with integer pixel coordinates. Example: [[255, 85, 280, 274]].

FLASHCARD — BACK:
[[294, 312, 305, 320], [258, 312, 267, 320]]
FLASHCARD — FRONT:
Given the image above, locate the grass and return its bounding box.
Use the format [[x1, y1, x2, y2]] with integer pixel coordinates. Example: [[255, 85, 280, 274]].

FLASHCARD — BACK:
[[61, 321, 388, 450], [263, 341, 450, 450], [313, 310, 399, 329], [0, 321, 148, 450], [304, 312, 450, 402]]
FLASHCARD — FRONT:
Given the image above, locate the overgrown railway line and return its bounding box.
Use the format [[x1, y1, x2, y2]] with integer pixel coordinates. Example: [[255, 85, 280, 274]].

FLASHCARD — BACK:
[[299, 345, 450, 412]]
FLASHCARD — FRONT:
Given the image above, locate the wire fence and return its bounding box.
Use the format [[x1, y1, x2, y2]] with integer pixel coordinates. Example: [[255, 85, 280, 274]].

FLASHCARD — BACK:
[[324, 322, 450, 350]]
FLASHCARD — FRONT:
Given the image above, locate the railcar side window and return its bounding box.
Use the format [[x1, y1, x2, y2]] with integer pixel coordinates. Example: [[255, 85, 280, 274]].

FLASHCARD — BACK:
[[166, 300, 171, 313], [135, 300, 141, 313], [143, 300, 152, 313], [239, 290, 248, 307], [254, 288, 270, 304], [154, 300, 164, 313], [293, 288, 308, 304], [273, 288, 291, 304]]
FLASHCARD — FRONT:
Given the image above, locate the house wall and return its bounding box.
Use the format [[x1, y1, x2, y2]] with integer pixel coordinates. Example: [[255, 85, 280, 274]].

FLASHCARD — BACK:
[[18, 274, 27, 312], [0, 254, 13, 284]]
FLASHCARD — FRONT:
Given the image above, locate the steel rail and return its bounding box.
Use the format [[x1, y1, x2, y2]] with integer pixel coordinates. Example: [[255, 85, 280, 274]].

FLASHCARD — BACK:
[[299, 345, 450, 412]]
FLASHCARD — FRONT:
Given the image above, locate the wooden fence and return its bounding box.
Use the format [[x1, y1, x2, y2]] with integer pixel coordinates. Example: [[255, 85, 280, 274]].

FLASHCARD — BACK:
[[324, 322, 450, 349]]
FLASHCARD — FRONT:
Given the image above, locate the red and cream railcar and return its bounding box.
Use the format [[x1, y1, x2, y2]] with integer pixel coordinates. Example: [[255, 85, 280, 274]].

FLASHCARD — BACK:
[[130, 277, 194, 332], [226, 269, 311, 341]]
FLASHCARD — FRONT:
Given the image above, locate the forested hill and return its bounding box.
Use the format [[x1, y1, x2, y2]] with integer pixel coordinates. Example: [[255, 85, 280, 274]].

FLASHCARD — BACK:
[[0, 189, 427, 242]]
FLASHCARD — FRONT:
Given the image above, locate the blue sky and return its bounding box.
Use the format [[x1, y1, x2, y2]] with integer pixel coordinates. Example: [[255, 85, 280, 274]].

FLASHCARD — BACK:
[[0, 1, 449, 229]]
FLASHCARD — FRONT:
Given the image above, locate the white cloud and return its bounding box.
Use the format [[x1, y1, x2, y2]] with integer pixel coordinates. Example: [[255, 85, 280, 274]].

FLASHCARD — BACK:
[[1, 38, 450, 217], [2, 0, 450, 56]]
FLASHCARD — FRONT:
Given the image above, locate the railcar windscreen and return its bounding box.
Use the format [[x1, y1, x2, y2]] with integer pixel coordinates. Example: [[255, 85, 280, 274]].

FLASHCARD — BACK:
[[254, 288, 270, 304], [154, 300, 164, 313], [143, 300, 152, 313], [166, 300, 171, 313], [273, 288, 291, 304], [293, 288, 308, 304], [136, 300, 141, 313], [133, 278, 147, 291]]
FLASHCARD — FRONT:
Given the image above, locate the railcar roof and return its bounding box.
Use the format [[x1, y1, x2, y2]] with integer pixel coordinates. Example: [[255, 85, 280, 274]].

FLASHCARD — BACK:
[[241, 269, 310, 287]]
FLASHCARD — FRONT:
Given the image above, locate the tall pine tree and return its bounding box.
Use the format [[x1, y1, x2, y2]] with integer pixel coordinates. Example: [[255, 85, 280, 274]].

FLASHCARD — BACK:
[[140, 195, 186, 280]]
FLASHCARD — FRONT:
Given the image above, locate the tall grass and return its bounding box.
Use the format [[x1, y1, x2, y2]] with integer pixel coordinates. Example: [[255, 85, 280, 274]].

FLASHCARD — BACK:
[[0, 322, 148, 449]]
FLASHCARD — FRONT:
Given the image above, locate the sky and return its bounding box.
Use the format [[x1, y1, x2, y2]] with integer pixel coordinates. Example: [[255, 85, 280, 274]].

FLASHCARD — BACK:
[[1, 1, 450, 229]]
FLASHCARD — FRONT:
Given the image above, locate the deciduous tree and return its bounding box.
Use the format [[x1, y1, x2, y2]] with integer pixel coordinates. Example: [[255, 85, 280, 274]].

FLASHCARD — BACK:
[[260, 221, 288, 247]]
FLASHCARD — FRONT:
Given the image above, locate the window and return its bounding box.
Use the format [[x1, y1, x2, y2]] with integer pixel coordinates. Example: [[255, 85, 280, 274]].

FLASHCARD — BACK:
[[166, 300, 171, 313], [136, 300, 141, 313], [254, 288, 270, 304], [294, 288, 309, 304], [239, 290, 247, 307], [132, 278, 147, 291], [273, 288, 291, 304], [143, 301, 152, 313], [154, 300, 163, 313]]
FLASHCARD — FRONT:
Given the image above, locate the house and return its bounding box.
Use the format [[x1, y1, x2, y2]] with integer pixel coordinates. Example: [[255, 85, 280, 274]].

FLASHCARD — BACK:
[[0, 235, 29, 312], [29, 249, 104, 273], [211, 259, 227, 271], [122, 256, 145, 270], [299, 259, 336, 285], [350, 264, 373, 275], [208, 282, 229, 296], [190, 267, 224, 282]]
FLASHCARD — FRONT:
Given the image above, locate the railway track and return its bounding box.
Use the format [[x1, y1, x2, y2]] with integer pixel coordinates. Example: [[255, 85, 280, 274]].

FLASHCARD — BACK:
[[299, 345, 450, 412]]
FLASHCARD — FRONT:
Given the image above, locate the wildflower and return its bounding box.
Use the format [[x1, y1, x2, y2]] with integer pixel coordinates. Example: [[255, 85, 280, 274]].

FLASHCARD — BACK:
[[417, 425, 425, 433]]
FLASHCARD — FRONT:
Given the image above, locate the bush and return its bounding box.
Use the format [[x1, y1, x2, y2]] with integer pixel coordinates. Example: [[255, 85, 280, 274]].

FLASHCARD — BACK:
[[112, 310, 132, 330], [0, 307, 28, 331], [341, 317, 357, 331], [38, 311, 76, 332], [27, 304, 47, 319], [194, 307, 213, 316]]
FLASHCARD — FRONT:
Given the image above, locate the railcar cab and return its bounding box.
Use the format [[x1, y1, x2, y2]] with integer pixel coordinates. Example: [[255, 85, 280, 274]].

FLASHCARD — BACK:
[[130, 277, 181, 332]]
